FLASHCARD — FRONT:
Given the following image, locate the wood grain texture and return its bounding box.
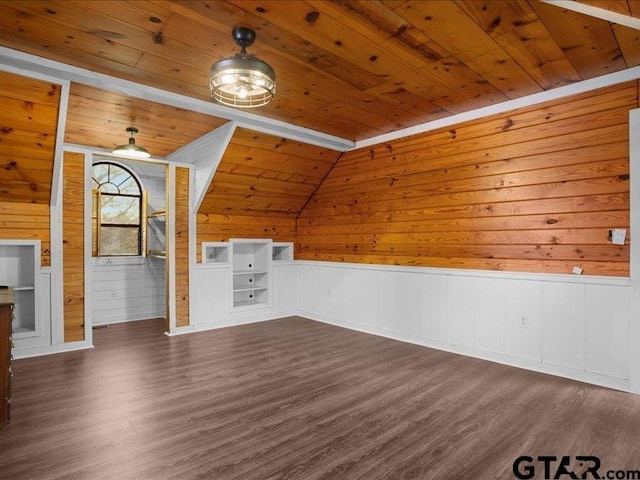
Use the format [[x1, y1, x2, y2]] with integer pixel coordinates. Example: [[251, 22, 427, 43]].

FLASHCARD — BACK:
[[199, 128, 341, 218], [62, 151, 85, 342], [174, 167, 189, 328], [0, 202, 50, 266], [2, 317, 640, 479], [0, 70, 60, 204], [298, 82, 637, 276], [65, 83, 227, 158], [0, 1, 637, 140]]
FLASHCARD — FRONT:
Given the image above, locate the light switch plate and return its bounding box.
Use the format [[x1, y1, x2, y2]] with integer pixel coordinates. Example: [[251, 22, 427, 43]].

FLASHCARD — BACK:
[[572, 266, 583, 275], [611, 229, 626, 246]]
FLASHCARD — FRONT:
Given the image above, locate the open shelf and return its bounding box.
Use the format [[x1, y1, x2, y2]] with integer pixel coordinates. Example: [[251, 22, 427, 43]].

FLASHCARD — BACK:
[[272, 242, 294, 262], [0, 241, 40, 338], [202, 242, 229, 265], [230, 239, 272, 310]]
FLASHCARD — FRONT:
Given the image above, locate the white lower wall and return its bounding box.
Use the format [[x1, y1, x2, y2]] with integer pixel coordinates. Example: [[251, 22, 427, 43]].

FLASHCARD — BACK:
[[296, 260, 632, 391], [92, 257, 165, 325], [189, 262, 296, 333]]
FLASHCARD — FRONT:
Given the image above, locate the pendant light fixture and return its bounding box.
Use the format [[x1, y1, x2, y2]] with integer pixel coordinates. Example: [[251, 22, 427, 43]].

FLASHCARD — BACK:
[[209, 27, 276, 108], [112, 127, 151, 159]]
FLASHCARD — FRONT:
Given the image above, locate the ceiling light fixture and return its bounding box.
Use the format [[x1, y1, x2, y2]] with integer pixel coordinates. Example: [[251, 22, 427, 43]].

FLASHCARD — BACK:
[[112, 127, 151, 159], [209, 27, 276, 108]]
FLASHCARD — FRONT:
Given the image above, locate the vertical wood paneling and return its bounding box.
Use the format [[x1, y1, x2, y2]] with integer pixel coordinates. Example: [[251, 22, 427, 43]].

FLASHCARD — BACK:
[[62, 151, 84, 342], [174, 167, 189, 328], [298, 83, 637, 276]]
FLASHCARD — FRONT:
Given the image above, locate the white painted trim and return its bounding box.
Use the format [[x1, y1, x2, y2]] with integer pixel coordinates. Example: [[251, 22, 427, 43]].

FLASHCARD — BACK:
[[13, 341, 93, 360], [50, 154, 64, 346], [188, 164, 196, 329], [540, 0, 640, 30], [629, 109, 640, 393], [294, 260, 630, 287], [0, 47, 353, 152], [354, 65, 640, 149], [165, 122, 237, 213], [93, 315, 165, 327], [51, 81, 70, 207], [63, 144, 169, 163], [298, 310, 630, 393], [83, 152, 93, 347]]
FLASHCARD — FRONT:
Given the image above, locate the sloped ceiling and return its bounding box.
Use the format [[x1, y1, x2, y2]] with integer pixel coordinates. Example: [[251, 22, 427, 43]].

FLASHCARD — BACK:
[[1, 0, 639, 210], [0, 69, 60, 204], [0, 1, 638, 141], [198, 127, 342, 217], [65, 83, 228, 157]]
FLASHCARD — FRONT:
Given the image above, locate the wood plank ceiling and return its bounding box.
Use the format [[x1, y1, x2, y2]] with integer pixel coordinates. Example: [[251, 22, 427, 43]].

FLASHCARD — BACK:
[[199, 127, 342, 216], [0, 0, 638, 143]]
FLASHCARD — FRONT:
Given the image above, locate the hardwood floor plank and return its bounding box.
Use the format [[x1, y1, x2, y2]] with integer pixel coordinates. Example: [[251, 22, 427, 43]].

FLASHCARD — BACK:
[[1, 317, 639, 479]]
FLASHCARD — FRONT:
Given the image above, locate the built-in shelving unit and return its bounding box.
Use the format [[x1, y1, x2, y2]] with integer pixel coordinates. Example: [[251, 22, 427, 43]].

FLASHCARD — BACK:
[[230, 239, 272, 310], [202, 242, 229, 266], [0, 240, 40, 338], [272, 242, 294, 262]]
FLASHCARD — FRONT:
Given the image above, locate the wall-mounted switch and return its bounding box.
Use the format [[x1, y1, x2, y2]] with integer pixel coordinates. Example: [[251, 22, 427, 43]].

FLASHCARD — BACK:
[[611, 229, 626, 246]]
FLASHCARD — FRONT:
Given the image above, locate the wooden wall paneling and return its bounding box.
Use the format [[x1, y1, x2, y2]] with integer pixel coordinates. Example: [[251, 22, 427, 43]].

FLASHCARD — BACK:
[[174, 167, 190, 328], [297, 83, 637, 276], [0, 202, 50, 266], [62, 152, 85, 342]]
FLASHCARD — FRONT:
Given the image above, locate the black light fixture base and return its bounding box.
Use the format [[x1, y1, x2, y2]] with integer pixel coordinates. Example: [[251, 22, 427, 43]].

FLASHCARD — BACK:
[[232, 27, 256, 50]]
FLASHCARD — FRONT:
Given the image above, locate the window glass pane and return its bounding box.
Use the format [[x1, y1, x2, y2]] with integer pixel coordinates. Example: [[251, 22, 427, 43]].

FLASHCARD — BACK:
[[119, 176, 140, 194], [93, 163, 109, 185], [98, 183, 119, 194], [92, 178, 99, 190], [99, 226, 139, 256], [109, 165, 132, 190], [100, 195, 140, 224]]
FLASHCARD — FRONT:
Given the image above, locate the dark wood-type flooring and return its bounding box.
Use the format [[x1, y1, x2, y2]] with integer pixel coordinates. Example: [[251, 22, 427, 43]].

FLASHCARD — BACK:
[[1, 317, 640, 479]]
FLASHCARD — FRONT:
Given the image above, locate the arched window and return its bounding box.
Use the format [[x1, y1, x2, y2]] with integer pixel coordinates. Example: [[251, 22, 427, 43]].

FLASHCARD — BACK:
[[91, 162, 143, 256]]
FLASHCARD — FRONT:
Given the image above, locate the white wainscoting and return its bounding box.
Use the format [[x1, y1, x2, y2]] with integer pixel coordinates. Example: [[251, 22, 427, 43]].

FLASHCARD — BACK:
[[295, 261, 631, 392], [92, 257, 165, 325], [190, 263, 297, 332]]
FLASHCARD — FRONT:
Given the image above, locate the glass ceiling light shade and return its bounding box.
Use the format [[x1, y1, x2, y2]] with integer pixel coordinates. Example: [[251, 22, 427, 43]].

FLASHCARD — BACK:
[[209, 27, 276, 108], [112, 127, 151, 159]]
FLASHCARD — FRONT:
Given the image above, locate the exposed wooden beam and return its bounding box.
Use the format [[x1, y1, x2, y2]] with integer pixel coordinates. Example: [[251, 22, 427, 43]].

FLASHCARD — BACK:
[[0, 47, 354, 152]]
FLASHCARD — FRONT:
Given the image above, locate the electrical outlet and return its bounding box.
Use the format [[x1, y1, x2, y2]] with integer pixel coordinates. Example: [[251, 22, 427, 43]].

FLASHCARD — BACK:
[[327, 290, 332, 299], [111, 289, 117, 298], [519, 316, 528, 328]]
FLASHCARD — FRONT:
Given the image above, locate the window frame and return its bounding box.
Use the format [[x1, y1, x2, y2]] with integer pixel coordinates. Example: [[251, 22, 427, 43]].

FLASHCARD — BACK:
[[91, 161, 144, 257]]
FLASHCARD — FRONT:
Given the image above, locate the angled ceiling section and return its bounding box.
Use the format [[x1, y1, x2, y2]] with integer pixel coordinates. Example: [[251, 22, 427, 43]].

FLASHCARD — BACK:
[[64, 83, 228, 157], [0, 69, 60, 204], [198, 127, 341, 217], [0, 1, 638, 142]]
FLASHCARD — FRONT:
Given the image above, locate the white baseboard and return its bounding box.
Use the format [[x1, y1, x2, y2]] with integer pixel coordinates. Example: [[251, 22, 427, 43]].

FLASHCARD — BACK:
[[13, 340, 94, 359]]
